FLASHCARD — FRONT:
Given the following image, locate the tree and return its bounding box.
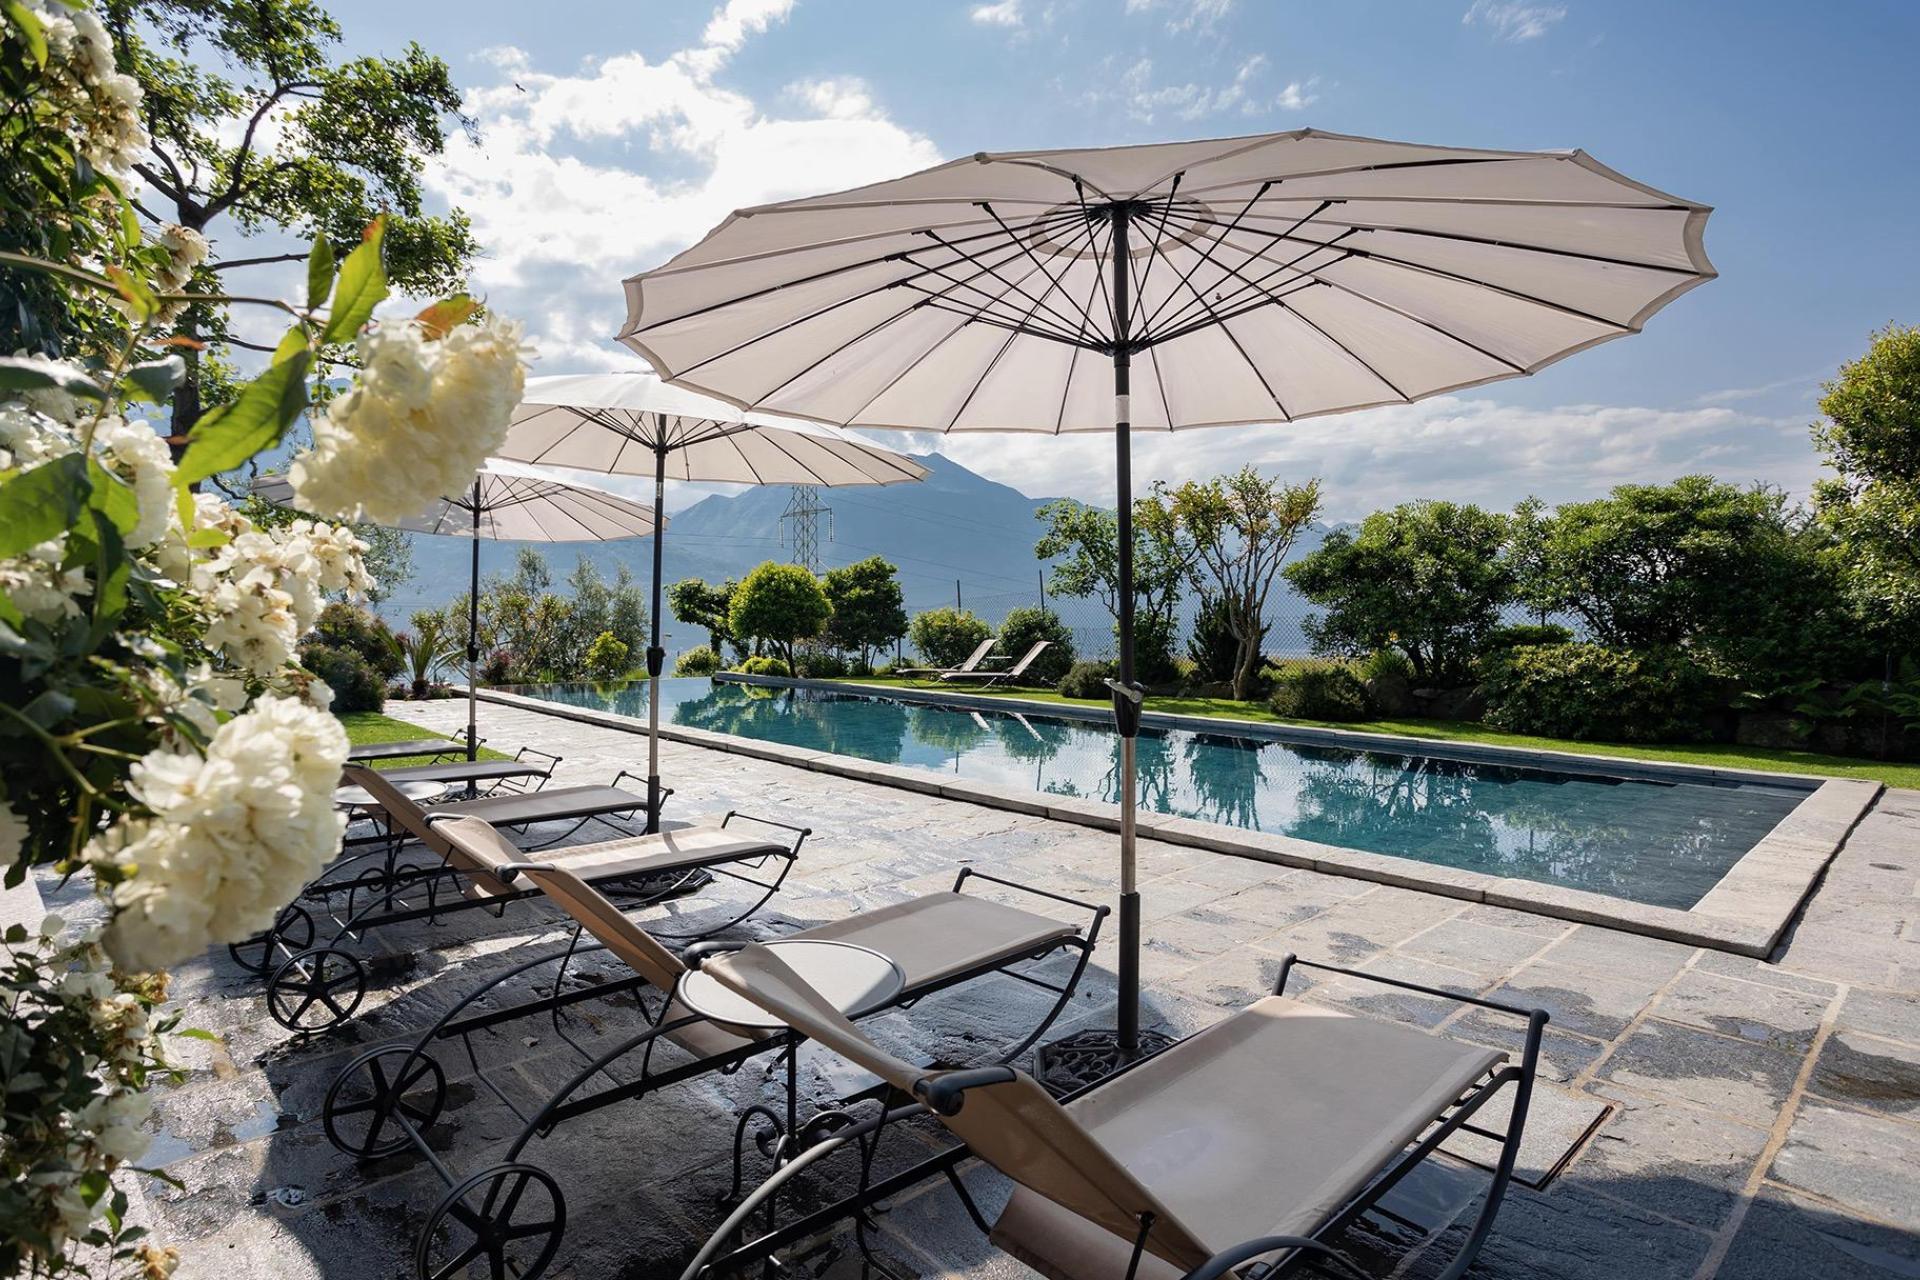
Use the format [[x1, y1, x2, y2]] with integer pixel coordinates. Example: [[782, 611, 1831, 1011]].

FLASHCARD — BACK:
[[1170, 467, 1322, 700], [1034, 485, 1196, 683], [821, 555, 907, 668], [1814, 324, 1920, 651], [565, 556, 646, 661], [668, 576, 738, 656], [1285, 501, 1513, 685], [100, 0, 477, 439], [996, 605, 1074, 685], [729, 561, 831, 670]]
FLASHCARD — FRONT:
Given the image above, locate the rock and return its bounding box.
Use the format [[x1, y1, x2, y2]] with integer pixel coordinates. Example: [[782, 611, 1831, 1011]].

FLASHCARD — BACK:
[[1366, 670, 1413, 716]]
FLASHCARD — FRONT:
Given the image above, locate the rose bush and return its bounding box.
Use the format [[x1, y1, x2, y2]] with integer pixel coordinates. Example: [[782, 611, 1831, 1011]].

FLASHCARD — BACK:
[[0, 4, 529, 1272]]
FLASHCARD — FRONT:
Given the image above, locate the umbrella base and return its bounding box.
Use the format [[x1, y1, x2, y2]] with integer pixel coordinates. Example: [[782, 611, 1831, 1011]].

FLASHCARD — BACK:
[[605, 866, 714, 907], [1032, 1026, 1176, 1096]]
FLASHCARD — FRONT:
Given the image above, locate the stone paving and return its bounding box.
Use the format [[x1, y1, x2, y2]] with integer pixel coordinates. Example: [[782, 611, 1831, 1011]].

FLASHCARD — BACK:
[[60, 699, 1920, 1280]]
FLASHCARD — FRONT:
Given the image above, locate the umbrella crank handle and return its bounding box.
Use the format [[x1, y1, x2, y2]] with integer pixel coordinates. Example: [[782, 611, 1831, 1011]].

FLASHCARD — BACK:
[[1105, 678, 1145, 738]]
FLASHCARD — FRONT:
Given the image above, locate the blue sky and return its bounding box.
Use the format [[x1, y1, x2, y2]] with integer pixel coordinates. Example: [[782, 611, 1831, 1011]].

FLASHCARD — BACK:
[[313, 0, 1920, 518]]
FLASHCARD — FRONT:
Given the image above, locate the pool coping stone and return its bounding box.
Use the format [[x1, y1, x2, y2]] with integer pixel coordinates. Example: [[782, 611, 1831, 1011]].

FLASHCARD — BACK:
[[471, 683, 1879, 957]]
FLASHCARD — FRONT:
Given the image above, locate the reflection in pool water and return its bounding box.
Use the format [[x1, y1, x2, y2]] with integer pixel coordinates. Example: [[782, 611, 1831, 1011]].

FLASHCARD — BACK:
[[507, 679, 1808, 911]]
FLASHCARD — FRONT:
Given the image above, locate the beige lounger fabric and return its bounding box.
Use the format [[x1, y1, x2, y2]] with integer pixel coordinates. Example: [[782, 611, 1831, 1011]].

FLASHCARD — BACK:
[[420, 783, 643, 827], [708, 946, 1504, 1280], [792, 893, 1075, 989]]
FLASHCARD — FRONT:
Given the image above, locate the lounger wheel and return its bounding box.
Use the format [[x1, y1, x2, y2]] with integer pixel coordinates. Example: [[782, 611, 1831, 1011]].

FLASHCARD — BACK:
[[226, 904, 314, 975], [266, 946, 367, 1033], [323, 1046, 447, 1158], [416, 1163, 566, 1280]]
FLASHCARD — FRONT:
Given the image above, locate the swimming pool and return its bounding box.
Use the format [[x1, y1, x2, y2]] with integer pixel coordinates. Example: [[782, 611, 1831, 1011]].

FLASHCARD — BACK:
[[505, 678, 1810, 911]]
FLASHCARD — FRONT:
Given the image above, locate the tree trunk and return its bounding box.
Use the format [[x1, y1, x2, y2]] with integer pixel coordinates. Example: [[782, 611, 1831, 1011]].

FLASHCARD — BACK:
[[168, 336, 202, 465], [1231, 633, 1261, 702]]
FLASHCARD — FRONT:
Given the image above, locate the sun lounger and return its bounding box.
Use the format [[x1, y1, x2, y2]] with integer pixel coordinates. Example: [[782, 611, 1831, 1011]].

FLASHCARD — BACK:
[[689, 948, 1547, 1280], [242, 767, 799, 1035], [319, 822, 1107, 1280], [344, 735, 466, 762], [895, 636, 998, 681], [369, 744, 559, 791], [940, 639, 1050, 688]]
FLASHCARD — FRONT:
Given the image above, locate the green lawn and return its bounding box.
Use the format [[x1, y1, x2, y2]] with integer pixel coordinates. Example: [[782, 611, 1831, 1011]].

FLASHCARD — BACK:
[[337, 709, 509, 767], [828, 677, 1920, 789]]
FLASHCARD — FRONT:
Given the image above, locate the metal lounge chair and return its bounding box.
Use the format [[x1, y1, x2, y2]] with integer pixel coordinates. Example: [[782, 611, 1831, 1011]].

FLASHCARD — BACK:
[[224, 748, 563, 974], [247, 767, 799, 1035], [940, 640, 1050, 688], [687, 945, 1548, 1280], [319, 815, 1108, 1280], [895, 636, 997, 681]]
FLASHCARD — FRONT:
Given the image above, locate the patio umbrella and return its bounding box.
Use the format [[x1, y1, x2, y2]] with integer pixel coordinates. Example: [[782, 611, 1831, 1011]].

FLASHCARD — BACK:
[[253, 458, 663, 764], [498, 372, 928, 830], [612, 128, 1716, 1075]]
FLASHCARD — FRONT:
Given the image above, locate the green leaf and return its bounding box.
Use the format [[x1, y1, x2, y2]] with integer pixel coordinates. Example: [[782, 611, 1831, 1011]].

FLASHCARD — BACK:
[[272, 324, 309, 365], [106, 265, 157, 323], [0, 356, 106, 401], [415, 294, 477, 339], [83, 458, 138, 535], [172, 1027, 221, 1042], [321, 217, 388, 345], [0, 452, 88, 558], [306, 237, 336, 312], [4, 1, 47, 67], [121, 355, 186, 405], [175, 351, 312, 485]]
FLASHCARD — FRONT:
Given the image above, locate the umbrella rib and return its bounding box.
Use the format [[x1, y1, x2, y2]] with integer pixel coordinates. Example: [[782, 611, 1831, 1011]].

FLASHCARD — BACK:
[[975, 202, 1097, 346], [1135, 183, 1286, 338], [900, 252, 1095, 347], [1280, 300, 1414, 402], [1072, 180, 1120, 348], [1148, 225, 1356, 340], [911, 217, 1103, 339], [1239, 208, 1705, 276], [755, 428, 835, 486], [1131, 172, 1185, 338]]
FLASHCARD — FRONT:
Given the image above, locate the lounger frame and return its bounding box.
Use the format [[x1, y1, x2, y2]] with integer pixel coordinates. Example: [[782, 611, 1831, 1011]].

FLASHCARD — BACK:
[[252, 800, 795, 1036], [696, 953, 1546, 1280], [326, 866, 1108, 1280]]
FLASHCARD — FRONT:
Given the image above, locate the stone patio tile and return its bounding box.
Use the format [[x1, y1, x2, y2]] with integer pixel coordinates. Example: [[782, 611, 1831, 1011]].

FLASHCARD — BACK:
[[1805, 1029, 1920, 1119], [1403, 1183, 1713, 1280], [1570, 1084, 1771, 1228], [1152, 902, 1283, 956], [1836, 987, 1920, 1046], [1449, 1007, 1608, 1086], [1298, 951, 1486, 1030], [1210, 875, 1374, 928], [1538, 925, 1697, 987], [1599, 1020, 1801, 1127], [1717, 1187, 1920, 1280], [1779, 923, 1900, 987], [1652, 966, 1831, 1054], [1489, 959, 1662, 1041], [1398, 917, 1550, 979], [1163, 943, 1290, 1009], [1441, 1082, 1609, 1188], [1769, 1101, 1920, 1232], [1456, 901, 1578, 939], [1690, 948, 1839, 998]]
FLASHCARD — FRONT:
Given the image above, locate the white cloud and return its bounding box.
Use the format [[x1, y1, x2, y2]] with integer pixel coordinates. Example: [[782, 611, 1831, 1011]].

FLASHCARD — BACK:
[[1125, 0, 1234, 34], [911, 395, 1821, 517], [1097, 54, 1316, 123], [425, 0, 940, 375], [970, 0, 1024, 27], [1462, 1, 1568, 42]]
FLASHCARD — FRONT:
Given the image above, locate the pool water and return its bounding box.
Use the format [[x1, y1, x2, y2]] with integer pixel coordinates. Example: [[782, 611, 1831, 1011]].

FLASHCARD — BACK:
[[508, 679, 1808, 911]]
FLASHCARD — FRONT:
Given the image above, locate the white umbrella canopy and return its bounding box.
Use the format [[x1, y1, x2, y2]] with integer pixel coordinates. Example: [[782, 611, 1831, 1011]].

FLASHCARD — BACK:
[[617, 128, 1713, 433], [497, 372, 928, 830], [253, 460, 663, 764], [614, 128, 1716, 1079]]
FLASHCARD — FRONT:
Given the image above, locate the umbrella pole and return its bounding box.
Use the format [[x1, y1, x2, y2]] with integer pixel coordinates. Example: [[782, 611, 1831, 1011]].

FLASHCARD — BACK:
[[645, 440, 667, 834], [1109, 204, 1143, 1062], [466, 476, 481, 768]]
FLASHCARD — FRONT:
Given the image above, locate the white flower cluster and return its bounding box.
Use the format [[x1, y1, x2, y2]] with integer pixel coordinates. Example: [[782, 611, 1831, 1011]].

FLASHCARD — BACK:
[[95, 413, 177, 547], [0, 536, 90, 623], [23, 0, 147, 178], [150, 224, 210, 327], [12, 917, 168, 1260], [191, 516, 372, 676], [290, 314, 527, 524], [98, 696, 349, 971]]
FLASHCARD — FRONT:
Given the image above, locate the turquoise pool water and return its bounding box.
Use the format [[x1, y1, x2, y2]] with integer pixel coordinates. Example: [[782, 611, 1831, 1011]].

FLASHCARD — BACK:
[[507, 679, 1809, 911]]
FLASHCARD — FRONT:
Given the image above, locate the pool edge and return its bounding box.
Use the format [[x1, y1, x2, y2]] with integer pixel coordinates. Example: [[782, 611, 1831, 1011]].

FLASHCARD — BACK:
[[471, 683, 1875, 957]]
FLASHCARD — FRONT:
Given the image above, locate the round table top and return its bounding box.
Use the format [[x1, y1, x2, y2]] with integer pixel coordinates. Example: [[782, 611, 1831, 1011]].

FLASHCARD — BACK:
[[674, 940, 905, 1031], [333, 778, 448, 809]]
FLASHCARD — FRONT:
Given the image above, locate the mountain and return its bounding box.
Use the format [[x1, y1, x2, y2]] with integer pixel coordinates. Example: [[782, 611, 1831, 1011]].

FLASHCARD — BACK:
[[376, 453, 1072, 644]]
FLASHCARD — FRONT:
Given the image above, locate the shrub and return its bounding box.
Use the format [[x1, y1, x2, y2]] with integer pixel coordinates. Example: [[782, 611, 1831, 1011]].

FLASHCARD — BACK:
[[1483, 622, 1576, 652], [1187, 592, 1239, 684], [1268, 662, 1373, 721], [301, 642, 385, 712], [1132, 612, 1182, 686], [584, 630, 631, 681], [795, 647, 848, 679], [821, 556, 907, 667], [997, 606, 1074, 685], [738, 655, 793, 678], [909, 607, 992, 668], [1058, 659, 1116, 700], [673, 647, 723, 676], [480, 649, 513, 685], [1482, 642, 1721, 742], [311, 601, 404, 679]]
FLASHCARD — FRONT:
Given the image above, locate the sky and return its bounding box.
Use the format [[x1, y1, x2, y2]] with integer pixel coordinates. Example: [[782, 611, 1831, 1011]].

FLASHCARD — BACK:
[[297, 0, 1920, 520]]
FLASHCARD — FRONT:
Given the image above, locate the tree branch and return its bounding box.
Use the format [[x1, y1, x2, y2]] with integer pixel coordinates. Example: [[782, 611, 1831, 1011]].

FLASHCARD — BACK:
[[210, 251, 308, 272]]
